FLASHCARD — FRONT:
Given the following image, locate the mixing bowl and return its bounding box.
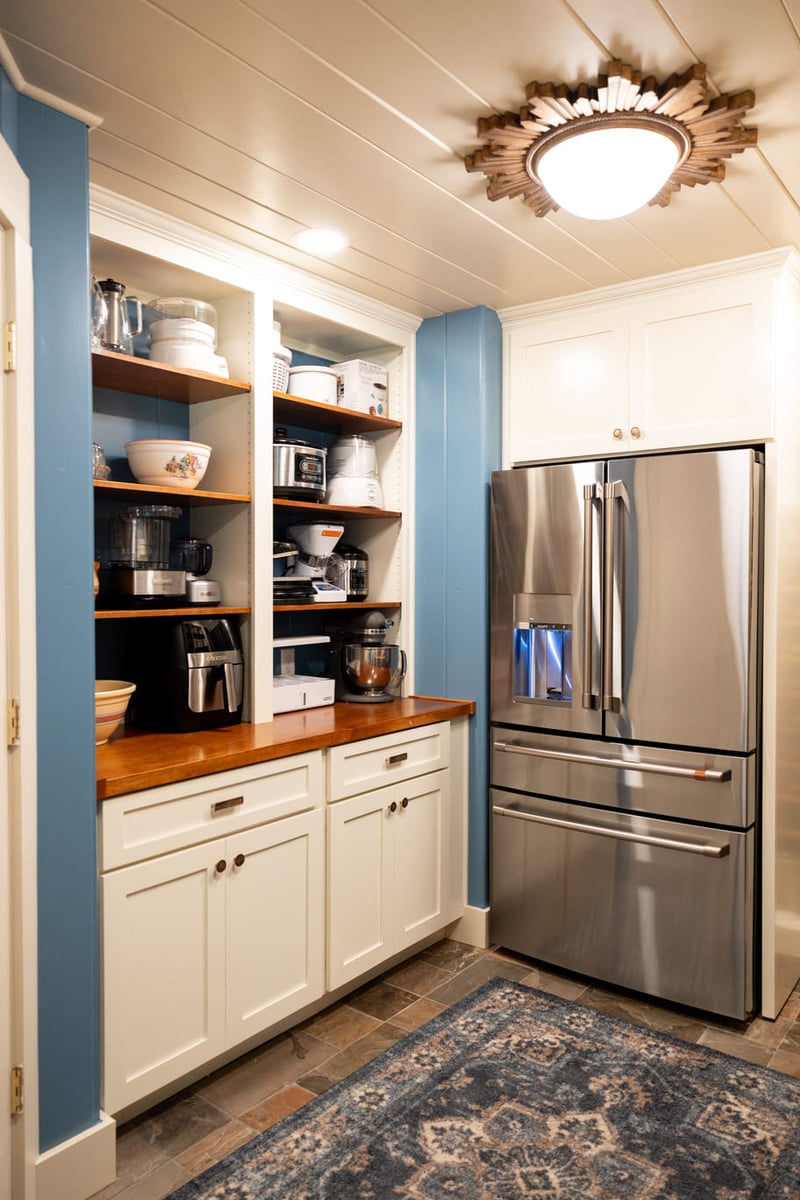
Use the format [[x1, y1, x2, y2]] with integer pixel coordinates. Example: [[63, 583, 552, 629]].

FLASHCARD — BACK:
[[95, 680, 136, 745], [125, 439, 211, 489]]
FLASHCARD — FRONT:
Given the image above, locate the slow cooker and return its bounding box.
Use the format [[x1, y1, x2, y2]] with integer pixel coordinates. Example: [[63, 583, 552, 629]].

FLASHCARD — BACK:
[[273, 427, 326, 500]]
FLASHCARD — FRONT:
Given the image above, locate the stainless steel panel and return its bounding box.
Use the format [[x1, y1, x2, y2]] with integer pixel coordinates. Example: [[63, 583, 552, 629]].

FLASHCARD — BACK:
[[491, 790, 754, 1018], [492, 729, 755, 828], [605, 448, 762, 751], [490, 462, 604, 735]]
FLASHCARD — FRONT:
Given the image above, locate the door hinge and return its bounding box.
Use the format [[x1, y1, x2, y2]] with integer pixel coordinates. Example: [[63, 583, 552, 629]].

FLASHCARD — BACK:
[[10, 1066, 23, 1115], [3, 322, 16, 373], [7, 698, 20, 747]]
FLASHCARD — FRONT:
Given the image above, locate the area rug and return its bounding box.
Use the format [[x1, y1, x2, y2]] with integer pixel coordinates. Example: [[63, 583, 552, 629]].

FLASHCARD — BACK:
[[167, 977, 800, 1199]]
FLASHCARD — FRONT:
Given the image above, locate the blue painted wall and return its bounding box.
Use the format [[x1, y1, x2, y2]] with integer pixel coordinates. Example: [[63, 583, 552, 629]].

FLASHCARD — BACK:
[[14, 95, 99, 1150], [415, 307, 502, 908]]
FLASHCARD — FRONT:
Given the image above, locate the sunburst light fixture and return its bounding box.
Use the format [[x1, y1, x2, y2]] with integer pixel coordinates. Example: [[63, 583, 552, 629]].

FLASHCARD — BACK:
[[465, 61, 757, 220]]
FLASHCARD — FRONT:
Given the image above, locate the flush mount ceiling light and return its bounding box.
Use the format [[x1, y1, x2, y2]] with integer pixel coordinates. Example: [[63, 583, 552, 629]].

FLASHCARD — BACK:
[[465, 61, 756, 220], [293, 227, 349, 254]]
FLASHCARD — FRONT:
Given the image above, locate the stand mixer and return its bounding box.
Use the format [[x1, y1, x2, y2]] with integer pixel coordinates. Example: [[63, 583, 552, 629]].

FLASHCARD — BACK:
[[331, 610, 407, 702], [286, 523, 347, 602]]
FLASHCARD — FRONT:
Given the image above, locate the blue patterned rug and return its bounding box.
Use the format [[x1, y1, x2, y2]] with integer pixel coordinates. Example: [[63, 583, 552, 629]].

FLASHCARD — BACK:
[[167, 977, 800, 1198]]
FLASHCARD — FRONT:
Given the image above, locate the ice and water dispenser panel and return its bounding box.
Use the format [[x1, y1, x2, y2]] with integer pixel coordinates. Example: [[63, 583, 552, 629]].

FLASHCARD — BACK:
[[512, 594, 572, 705]]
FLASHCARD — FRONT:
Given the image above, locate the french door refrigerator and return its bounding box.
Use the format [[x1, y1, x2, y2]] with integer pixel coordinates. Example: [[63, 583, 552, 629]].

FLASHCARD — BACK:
[[489, 447, 763, 1019]]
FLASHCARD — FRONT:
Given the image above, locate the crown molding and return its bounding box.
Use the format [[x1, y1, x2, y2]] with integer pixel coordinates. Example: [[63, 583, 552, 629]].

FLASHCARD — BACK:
[[0, 33, 102, 128]]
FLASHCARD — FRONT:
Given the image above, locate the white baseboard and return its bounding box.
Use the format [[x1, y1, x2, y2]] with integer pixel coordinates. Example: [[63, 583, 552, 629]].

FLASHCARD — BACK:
[[450, 905, 490, 948], [35, 1111, 116, 1200]]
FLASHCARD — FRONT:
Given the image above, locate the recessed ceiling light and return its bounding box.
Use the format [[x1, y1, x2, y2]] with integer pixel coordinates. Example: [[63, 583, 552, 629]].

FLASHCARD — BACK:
[[293, 228, 349, 254]]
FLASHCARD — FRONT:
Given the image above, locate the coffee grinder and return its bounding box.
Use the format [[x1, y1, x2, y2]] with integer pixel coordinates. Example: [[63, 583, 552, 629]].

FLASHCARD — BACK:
[[286, 522, 347, 602]]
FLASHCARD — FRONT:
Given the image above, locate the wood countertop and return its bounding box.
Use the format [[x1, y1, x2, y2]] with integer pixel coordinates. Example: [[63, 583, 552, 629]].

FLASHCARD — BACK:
[[96, 695, 476, 800]]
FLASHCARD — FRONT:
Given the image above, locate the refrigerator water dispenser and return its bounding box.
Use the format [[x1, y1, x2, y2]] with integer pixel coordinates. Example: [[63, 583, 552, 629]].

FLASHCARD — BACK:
[[514, 621, 572, 704]]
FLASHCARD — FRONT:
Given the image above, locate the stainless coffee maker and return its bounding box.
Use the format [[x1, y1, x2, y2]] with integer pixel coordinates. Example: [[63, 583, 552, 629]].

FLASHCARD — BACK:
[[94, 278, 143, 355], [331, 610, 406, 703]]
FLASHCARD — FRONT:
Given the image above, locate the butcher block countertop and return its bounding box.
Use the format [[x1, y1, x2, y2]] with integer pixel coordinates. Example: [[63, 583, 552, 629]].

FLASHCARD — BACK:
[[96, 695, 476, 801]]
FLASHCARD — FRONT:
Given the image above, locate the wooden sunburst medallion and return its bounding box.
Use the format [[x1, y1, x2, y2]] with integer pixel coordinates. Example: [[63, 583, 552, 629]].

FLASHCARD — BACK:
[[464, 61, 757, 216]]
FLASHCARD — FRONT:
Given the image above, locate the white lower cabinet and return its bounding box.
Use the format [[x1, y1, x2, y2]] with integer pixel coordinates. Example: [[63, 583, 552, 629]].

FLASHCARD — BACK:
[[99, 755, 325, 1115], [327, 724, 454, 991], [99, 723, 462, 1114]]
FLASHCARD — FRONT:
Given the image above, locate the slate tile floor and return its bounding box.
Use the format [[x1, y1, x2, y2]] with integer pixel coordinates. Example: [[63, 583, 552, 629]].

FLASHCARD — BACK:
[[90, 939, 800, 1200]]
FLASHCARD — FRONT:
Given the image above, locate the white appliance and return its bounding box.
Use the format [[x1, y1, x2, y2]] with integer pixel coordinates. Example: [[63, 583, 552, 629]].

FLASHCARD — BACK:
[[286, 522, 347, 601], [273, 635, 335, 713]]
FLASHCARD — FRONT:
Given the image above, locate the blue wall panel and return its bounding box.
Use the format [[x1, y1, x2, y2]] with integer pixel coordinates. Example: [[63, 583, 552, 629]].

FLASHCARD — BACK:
[[415, 307, 502, 909], [17, 97, 99, 1150]]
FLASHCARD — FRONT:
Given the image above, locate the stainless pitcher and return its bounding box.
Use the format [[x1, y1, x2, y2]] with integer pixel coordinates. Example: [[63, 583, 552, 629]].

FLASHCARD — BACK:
[[95, 278, 143, 354]]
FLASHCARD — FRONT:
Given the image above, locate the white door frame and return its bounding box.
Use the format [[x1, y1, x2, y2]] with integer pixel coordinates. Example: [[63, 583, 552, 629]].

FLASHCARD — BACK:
[[0, 130, 39, 1200]]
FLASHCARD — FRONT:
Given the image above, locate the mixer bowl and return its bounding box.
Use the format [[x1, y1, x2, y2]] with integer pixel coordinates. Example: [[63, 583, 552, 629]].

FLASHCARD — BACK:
[[342, 644, 404, 695]]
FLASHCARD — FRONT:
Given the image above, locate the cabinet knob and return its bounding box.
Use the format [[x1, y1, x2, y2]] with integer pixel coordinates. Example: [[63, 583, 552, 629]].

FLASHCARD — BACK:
[[215, 859, 227, 874], [233, 853, 246, 868], [388, 800, 398, 814], [612, 427, 624, 440], [401, 797, 409, 809], [630, 426, 641, 439]]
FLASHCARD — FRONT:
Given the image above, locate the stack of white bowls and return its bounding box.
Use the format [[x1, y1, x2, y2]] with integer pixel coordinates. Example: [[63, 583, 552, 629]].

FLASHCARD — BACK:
[[148, 298, 229, 376], [325, 435, 384, 507]]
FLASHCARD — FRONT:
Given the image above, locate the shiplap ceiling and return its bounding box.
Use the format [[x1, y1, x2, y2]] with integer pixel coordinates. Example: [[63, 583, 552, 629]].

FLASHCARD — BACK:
[[2, 0, 800, 319]]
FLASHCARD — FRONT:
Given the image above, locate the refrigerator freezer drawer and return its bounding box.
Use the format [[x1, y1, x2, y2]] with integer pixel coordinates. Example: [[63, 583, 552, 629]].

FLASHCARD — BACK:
[[490, 790, 754, 1019], [492, 731, 756, 828]]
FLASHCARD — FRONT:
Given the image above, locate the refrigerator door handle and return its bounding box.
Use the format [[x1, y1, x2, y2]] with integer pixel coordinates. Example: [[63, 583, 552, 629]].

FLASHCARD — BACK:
[[492, 802, 731, 858], [493, 740, 733, 782], [582, 483, 601, 709], [602, 479, 625, 713]]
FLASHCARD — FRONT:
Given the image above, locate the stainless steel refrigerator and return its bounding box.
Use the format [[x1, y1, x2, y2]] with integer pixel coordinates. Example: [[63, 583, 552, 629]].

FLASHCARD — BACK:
[[489, 447, 763, 1019]]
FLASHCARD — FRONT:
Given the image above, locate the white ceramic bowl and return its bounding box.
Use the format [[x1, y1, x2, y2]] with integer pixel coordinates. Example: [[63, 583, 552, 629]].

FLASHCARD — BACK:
[[287, 366, 338, 405], [95, 680, 136, 745], [148, 342, 218, 371], [125, 439, 212, 490], [148, 318, 216, 346]]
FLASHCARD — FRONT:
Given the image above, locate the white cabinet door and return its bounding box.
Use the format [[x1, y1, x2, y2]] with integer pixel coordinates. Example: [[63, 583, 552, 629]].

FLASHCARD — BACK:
[[629, 276, 775, 451], [393, 770, 449, 952], [101, 842, 227, 1114], [505, 309, 630, 463], [327, 787, 394, 990], [226, 808, 324, 1042], [327, 770, 451, 990]]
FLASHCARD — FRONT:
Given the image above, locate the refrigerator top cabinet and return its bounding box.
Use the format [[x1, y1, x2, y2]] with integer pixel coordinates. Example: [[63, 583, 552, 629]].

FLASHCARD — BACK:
[[490, 447, 762, 753]]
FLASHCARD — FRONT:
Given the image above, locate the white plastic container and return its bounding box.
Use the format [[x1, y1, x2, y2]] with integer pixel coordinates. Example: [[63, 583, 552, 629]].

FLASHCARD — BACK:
[[327, 435, 378, 477], [287, 365, 338, 405]]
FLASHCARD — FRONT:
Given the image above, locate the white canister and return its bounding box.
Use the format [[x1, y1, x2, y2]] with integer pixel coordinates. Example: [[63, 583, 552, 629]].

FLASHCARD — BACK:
[[287, 365, 338, 405]]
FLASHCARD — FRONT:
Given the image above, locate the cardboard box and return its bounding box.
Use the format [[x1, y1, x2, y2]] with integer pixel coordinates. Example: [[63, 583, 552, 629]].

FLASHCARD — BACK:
[[332, 359, 388, 417]]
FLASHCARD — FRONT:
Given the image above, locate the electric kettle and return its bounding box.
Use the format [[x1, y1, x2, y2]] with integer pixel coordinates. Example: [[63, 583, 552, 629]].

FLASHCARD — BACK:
[[95, 278, 143, 355]]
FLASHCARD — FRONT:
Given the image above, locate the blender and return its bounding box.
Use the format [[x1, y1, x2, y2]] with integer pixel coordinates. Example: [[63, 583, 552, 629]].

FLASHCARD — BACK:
[[170, 537, 221, 605], [99, 505, 186, 606], [286, 523, 347, 602]]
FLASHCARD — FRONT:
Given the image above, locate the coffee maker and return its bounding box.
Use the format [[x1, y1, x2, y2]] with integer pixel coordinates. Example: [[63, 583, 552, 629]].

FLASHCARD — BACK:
[[331, 611, 406, 703], [99, 505, 186, 606], [129, 615, 244, 732]]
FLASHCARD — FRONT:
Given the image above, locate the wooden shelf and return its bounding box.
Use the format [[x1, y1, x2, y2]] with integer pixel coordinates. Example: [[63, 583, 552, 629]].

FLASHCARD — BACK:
[[273, 391, 402, 435], [92, 349, 251, 404], [273, 498, 401, 520], [93, 480, 251, 505], [95, 605, 251, 620], [273, 600, 401, 613]]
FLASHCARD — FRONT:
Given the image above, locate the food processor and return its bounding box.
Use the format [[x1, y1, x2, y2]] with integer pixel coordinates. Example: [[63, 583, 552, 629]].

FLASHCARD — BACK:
[[331, 611, 407, 702], [99, 505, 186, 606], [286, 522, 347, 602], [169, 537, 221, 605]]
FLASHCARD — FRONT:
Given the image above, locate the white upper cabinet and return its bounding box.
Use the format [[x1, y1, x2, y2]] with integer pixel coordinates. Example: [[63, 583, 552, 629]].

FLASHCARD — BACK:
[[501, 249, 799, 465]]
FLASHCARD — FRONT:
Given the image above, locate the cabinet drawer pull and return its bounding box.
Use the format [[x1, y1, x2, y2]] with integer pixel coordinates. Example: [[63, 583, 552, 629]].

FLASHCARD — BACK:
[[386, 752, 408, 766], [388, 800, 398, 814], [212, 795, 244, 814], [233, 852, 246, 868], [612, 427, 624, 440], [401, 796, 409, 809], [630, 425, 641, 439], [214, 859, 227, 874]]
